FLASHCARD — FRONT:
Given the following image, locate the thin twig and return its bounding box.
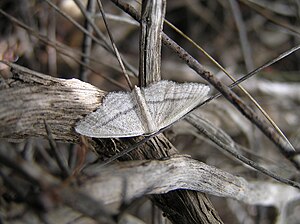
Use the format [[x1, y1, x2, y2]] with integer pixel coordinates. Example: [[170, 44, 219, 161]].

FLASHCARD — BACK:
[[227, 44, 300, 88], [0, 9, 126, 89], [228, 0, 254, 72], [96, 0, 133, 89], [186, 114, 300, 190], [44, 0, 138, 78], [79, 0, 96, 82], [47, 5, 57, 76], [98, 134, 157, 167], [45, 0, 108, 51], [165, 20, 295, 153], [44, 120, 70, 177], [239, 0, 300, 37], [73, 0, 137, 78], [0, 150, 115, 223], [163, 32, 295, 156]]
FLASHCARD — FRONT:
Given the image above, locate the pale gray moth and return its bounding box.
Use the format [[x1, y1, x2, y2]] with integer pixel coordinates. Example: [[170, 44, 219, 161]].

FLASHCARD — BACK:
[[75, 80, 210, 138]]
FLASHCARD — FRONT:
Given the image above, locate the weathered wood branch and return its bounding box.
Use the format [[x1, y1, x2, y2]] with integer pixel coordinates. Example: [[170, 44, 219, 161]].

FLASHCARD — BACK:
[[0, 63, 222, 223], [0, 62, 104, 142], [139, 0, 165, 85], [83, 155, 299, 209], [2, 144, 296, 223], [136, 1, 222, 221], [83, 155, 249, 205]]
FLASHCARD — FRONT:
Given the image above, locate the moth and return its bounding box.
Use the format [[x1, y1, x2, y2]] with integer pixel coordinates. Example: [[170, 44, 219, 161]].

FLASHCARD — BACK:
[[75, 80, 210, 138]]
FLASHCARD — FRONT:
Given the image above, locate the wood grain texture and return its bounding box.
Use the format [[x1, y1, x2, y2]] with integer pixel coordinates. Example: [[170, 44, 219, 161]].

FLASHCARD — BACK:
[[139, 0, 166, 85], [83, 155, 250, 205], [0, 62, 104, 142]]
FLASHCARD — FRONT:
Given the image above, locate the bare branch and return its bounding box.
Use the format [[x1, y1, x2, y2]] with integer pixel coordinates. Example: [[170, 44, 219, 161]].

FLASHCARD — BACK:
[[0, 62, 104, 142]]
